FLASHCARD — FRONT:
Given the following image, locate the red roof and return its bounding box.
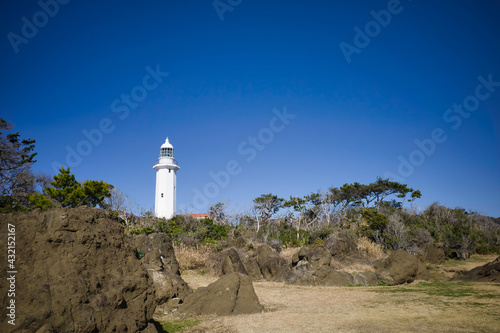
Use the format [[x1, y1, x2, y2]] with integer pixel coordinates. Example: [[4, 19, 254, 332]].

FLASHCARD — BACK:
[[182, 213, 211, 219]]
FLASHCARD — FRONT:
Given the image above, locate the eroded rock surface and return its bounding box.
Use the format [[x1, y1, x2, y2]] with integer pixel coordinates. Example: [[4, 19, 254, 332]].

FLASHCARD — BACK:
[[0, 207, 157, 333], [375, 249, 429, 285], [132, 233, 192, 311], [179, 273, 263, 315], [453, 256, 500, 282]]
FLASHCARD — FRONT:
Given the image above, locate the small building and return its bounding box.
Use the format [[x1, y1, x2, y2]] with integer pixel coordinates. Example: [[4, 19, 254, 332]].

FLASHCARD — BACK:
[[182, 213, 212, 220]]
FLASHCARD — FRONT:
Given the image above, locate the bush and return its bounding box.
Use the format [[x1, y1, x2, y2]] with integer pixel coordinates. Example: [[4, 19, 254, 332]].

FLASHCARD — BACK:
[[275, 223, 310, 247], [129, 226, 155, 235], [200, 218, 229, 243], [136, 249, 145, 259]]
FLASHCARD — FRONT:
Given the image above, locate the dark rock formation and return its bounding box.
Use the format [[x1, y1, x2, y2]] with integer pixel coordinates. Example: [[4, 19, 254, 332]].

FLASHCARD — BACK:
[[423, 243, 446, 265], [0, 207, 157, 333], [221, 248, 248, 276], [375, 249, 429, 285], [179, 273, 263, 315], [244, 257, 263, 280], [258, 244, 295, 281], [453, 256, 500, 282], [290, 245, 378, 286], [132, 233, 180, 274], [132, 233, 192, 312], [324, 232, 359, 258], [292, 246, 332, 271]]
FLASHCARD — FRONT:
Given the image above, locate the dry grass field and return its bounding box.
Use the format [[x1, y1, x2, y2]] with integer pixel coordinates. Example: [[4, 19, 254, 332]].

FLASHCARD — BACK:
[[156, 255, 500, 333]]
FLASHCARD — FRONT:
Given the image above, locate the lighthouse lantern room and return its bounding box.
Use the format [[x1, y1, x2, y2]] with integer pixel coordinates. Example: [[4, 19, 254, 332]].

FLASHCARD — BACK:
[[153, 137, 180, 218]]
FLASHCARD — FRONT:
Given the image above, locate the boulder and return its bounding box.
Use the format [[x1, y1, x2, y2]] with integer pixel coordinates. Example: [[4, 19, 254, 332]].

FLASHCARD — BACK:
[[244, 257, 264, 280], [292, 246, 332, 270], [179, 273, 263, 315], [355, 271, 378, 286], [375, 249, 428, 285], [324, 232, 359, 258], [221, 248, 248, 276], [255, 244, 293, 281], [453, 256, 500, 282], [289, 245, 380, 286], [132, 233, 192, 310], [0, 207, 157, 333], [423, 243, 446, 265], [314, 269, 354, 286], [416, 258, 430, 281], [132, 233, 180, 274]]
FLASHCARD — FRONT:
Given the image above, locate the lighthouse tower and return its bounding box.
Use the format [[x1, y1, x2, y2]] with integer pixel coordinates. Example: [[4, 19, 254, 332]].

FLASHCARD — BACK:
[[153, 138, 180, 219]]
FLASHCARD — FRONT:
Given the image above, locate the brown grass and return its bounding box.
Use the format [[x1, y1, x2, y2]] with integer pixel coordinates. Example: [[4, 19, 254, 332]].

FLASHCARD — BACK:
[[166, 255, 500, 333], [175, 274, 500, 333], [279, 247, 300, 263], [173, 244, 213, 272], [357, 236, 386, 262]]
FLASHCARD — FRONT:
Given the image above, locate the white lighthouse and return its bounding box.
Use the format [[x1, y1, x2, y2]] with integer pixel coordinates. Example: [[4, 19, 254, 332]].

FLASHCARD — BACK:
[[153, 137, 180, 219]]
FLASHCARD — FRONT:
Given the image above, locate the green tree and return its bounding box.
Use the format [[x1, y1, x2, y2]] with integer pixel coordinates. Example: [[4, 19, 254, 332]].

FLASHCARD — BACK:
[[252, 193, 284, 232], [83, 180, 112, 207], [409, 189, 422, 211], [371, 177, 412, 207], [283, 192, 324, 237], [29, 192, 56, 210], [43, 167, 111, 208]]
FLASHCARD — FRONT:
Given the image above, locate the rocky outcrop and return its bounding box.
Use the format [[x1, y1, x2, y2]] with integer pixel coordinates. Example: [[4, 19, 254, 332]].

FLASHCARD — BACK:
[[221, 248, 248, 276], [133, 233, 181, 274], [255, 244, 294, 281], [0, 207, 157, 333], [453, 256, 500, 282], [179, 273, 263, 315], [244, 257, 264, 280], [290, 245, 378, 286], [375, 249, 429, 285], [236, 244, 293, 282], [324, 232, 359, 259], [132, 233, 192, 312], [292, 246, 332, 271], [423, 243, 446, 265]]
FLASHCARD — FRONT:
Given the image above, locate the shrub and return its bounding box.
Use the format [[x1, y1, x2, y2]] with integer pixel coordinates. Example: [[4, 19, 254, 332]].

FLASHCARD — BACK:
[[129, 226, 155, 235], [156, 217, 184, 236], [276, 223, 310, 247], [200, 218, 229, 243], [136, 249, 145, 259]]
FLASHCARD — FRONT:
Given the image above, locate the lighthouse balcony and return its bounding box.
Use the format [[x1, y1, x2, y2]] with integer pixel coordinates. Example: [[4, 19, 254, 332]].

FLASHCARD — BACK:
[[156, 156, 177, 164], [153, 157, 180, 170]]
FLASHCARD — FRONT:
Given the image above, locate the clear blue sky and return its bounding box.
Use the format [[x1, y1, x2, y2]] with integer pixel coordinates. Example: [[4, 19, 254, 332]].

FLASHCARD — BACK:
[[1, 0, 499, 217]]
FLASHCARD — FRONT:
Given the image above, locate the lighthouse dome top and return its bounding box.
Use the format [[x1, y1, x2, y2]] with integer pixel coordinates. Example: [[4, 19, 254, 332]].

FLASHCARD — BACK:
[[158, 137, 176, 160], [161, 137, 174, 149]]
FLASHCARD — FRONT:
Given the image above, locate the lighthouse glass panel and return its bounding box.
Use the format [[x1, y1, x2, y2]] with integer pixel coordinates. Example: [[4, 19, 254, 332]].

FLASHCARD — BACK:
[[161, 148, 174, 157]]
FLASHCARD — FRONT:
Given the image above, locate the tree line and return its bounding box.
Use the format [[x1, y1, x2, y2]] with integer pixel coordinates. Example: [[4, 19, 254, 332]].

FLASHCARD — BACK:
[[248, 178, 421, 233], [2, 118, 499, 259]]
